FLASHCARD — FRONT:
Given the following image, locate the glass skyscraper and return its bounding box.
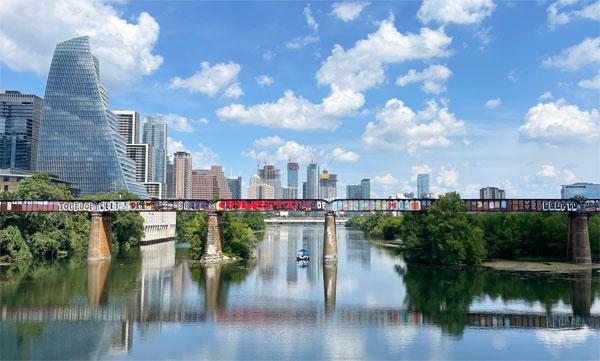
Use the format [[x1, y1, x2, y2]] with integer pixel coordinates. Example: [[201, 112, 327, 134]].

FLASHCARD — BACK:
[[306, 163, 319, 199], [37, 36, 148, 198], [417, 174, 429, 198], [142, 114, 167, 186], [361, 178, 370, 199]]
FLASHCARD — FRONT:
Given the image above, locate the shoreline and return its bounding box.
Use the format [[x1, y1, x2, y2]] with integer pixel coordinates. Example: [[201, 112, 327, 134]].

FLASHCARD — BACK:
[[479, 259, 600, 273]]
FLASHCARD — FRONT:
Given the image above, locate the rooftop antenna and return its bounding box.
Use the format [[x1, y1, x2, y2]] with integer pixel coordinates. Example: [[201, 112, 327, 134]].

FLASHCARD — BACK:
[[309, 146, 314, 164], [254, 149, 260, 176]]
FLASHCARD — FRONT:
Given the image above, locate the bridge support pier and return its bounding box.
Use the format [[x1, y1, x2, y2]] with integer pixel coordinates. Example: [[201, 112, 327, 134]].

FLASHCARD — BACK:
[[88, 212, 112, 262], [567, 212, 591, 265], [323, 211, 337, 263], [201, 211, 223, 262]]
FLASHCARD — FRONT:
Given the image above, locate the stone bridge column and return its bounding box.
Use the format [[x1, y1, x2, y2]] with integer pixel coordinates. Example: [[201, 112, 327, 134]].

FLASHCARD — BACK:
[[567, 212, 591, 265], [88, 212, 112, 262], [323, 211, 337, 263], [201, 211, 223, 262]]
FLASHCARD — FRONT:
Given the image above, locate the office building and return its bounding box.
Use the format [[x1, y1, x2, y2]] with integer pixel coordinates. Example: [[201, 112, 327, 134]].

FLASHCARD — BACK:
[[417, 174, 429, 198], [260, 164, 282, 199], [0, 168, 78, 195], [166, 155, 174, 198], [306, 163, 319, 198], [113, 110, 141, 144], [37, 36, 147, 198], [127, 144, 154, 183], [191, 166, 232, 199], [319, 172, 337, 200], [143, 114, 167, 186], [282, 186, 298, 199], [247, 182, 274, 199], [561, 183, 600, 199], [346, 184, 362, 199], [302, 182, 307, 199], [0, 91, 42, 171], [172, 151, 191, 198], [227, 177, 242, 199], [361, 178, 370, 199], [249, 174, 260, 187], [480, 186, 505, 199], [287, 161, 299, 188], [143, 182, 162, 199]]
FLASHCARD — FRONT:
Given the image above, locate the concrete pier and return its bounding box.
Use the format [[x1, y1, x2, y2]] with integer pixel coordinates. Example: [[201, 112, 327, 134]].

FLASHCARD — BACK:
[[88, 212, 112, 261], [567, 212, 591, 265], [201, 211, 223, 262], [323, 211, 338, 263]]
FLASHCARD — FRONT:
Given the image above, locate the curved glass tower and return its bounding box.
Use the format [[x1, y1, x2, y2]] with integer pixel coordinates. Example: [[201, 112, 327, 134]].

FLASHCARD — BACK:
[[37, 36, 148, 198]]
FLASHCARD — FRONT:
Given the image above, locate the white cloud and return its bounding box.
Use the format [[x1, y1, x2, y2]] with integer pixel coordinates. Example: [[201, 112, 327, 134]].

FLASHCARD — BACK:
[[256, 75, 274, 86], [163, 113, 207, 133], [396, 64, 452, 94], [578, 71, 600, 89], [252, 136, 285, 148], [363, 99, 465, 155], [436, 165, 460, 187], [330, 1, 371, 22], [463, 184, 481, 198], [263, 51, 274, 60], [168, 61, 242, 97], [304, 4, 319, 33], [547, 0, 600, 29], [330, 148, 360, 162], [535, 164, 577, 184], [485, 97, 501, 108], [316, 17, 452, 92], [167, 137, 187, 154], [411, 164, 432, 182], [0, 0, 163, 92], [543, 37, 600, 71], [274, 141, 313, 163], [217, 85, 364, 130], [192, 144, 219, 169], [519, 100, 600, 145], [538, 91, 553, 100], [373, 173, 398, 185], [417, 0, 496, 24], [285, 35, 319, 49], [223, 82, 244, 99]]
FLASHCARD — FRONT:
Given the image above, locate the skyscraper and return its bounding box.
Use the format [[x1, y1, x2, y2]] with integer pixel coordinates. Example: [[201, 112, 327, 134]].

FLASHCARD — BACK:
[[319, 172, 337, 200], [173, 151, 191, 198], [480, 186, 505, 199], [37, 36, 148, 198], [361, 179, 370, 199], [260, 164, 282, 199], [0, 90, 42, 171], [191, 166, 232, 199], [417, 174, 429, 198], [227, 177, 242, 199], [113, 110, 141, 144], [166, 155, 174, 198], [346, 184, 362, 199], [306, 163, 319, 199], [247, 182, 274, 199], [126, 143, 153, 183], [287, 161, 299, 188], [143, 114, 167, 186]]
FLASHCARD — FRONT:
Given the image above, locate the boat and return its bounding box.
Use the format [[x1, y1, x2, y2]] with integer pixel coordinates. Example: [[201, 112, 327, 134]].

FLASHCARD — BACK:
[[296, 249, 309, 261]]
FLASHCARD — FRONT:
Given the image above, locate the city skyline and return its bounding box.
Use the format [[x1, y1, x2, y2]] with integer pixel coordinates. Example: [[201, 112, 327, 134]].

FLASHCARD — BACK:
[[1, 1, 598, 198]]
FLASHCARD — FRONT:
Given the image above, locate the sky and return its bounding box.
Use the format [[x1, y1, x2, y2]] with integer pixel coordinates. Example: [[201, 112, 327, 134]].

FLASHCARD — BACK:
[[0, 0, 599, 198]]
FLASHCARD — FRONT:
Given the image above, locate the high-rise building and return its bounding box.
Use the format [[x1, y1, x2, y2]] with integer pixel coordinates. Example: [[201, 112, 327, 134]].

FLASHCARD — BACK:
[[143, 114, 167, 186], [173, 151, 191, 198], [480, 186, 505, 199], [346, 184, 362, 199], [302, 182, 307, 199], [113, 110, 141, 144], [126, 144, 153, 183], [306, 163, 319, 199], [0, 90, 42, 171], [260, 164, 282, 199], [247, 182, 274, 199], [282, 186, 298, 199], [287, 162, 299, 188], [249, 174, 260, 186], [361, 178, 370, 199], [417, 174, 430, 198], [143, 182, 162, 199], [37, 36, 147, 198], [227, 177, 242, 199], [319, 172, 337, 200], [166, 155, 174, 198], [561, 183, 600, 199], [191, 166, 232, 199]]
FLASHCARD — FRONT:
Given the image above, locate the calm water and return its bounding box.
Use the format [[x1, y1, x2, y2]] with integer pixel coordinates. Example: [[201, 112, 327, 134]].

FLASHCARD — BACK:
[[1, 225, 599, 360]]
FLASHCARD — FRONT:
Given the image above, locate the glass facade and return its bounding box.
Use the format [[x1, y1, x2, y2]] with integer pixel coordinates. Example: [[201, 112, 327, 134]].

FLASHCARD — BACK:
[[306, 163, 319, 199], [561, 183, 600, 199], [287, 162, 298, 188], [417, 174, 429, 198], [37, 36, 148, 198], [0, 91, 42, 171], [142, 114, 167, 185], [361, 178, 370, 199]]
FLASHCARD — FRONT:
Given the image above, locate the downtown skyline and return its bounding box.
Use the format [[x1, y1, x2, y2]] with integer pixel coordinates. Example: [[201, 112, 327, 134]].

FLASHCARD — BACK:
[[0, 0, 598, 199]]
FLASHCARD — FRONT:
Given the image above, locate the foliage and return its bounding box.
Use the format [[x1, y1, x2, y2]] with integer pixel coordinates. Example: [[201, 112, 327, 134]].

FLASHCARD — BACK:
[[238, 212, 267, 231], [586, 213, 600, 261], [346, 213, 400, 240], [0, 226, 32, 263]]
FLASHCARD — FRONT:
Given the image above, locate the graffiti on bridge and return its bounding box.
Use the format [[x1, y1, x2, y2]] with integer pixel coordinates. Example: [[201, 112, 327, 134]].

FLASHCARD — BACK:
[[0, 199, 598, 213]]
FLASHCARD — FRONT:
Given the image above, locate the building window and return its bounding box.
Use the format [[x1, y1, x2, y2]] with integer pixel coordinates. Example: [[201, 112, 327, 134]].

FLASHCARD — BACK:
[[3, 185, 8, 192]]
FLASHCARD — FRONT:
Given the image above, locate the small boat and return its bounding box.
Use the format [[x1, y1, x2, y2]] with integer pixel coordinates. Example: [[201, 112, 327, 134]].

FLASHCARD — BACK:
[[296, 249, 310, 261]]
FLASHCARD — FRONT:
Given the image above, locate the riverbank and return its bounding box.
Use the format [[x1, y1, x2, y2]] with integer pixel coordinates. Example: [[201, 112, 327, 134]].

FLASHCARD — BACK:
[[480, 259, 600, 273]]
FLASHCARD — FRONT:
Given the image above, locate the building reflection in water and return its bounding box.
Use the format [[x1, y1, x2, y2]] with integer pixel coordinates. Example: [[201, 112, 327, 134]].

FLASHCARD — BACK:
[[258, 226, 278, 281], [303, 226, 321, 284], [286, 227, 298, 284], [203, 263, 222, 319], [345, 231, 370, 268]]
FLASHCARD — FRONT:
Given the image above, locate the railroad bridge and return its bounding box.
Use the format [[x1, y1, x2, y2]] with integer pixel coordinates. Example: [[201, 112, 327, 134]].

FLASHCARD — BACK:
[[0, 198, 598, 264]]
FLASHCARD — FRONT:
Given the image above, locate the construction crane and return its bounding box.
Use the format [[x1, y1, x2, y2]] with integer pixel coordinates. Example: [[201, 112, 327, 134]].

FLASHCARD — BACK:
[[309, 146, 314, 164], [322, 153, 335, 174]]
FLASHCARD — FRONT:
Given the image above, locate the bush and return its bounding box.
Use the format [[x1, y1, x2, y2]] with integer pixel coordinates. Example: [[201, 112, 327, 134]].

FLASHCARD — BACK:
[[0, 226, 32, 263]]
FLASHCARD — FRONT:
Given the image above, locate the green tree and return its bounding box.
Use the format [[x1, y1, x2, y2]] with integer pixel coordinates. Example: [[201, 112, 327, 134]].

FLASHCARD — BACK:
[[0, 225, 32, 263]]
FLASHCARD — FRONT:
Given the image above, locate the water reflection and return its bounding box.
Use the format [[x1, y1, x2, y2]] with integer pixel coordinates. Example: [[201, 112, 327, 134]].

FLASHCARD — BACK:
[[323, 263, 337, 313], [87, 260, 110, 308]]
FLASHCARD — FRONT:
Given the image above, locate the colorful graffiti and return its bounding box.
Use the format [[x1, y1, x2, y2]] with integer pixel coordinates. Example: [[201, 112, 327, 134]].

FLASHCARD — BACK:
[[0, 199, 598, 213]]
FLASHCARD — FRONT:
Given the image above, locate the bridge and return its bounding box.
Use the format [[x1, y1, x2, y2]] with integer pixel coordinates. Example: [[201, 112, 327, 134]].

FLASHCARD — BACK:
[[0, 198, 598, 264], [265, 217, 349, 224]]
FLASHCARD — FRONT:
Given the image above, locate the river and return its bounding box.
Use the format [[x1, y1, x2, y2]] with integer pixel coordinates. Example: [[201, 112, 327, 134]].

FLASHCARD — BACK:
[[1, 225, 598, 360]]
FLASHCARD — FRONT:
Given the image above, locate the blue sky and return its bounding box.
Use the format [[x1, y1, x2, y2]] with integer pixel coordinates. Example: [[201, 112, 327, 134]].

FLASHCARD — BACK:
[[1, 0, 598, 198]]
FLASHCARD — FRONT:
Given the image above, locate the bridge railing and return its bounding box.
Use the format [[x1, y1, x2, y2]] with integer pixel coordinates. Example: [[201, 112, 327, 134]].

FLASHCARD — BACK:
[[0, 199, 598, 213]]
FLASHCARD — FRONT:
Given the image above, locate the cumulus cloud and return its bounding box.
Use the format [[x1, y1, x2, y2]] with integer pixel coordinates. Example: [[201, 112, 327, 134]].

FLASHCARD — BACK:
[[417, 0, 496, 24], [0, 0, 163, 92], [167, 137, 187, 154], [519, 100, 600, 145], [411, 164, 432, 182], [373, 173, 398, 185], [263, 51, 274, 60], [463, 184, 481, 198], [485, 97, 501, 108], [274, 141, 313, 163], [396, 64, 452, 94], [363, 99, 465, 155], [168, 61, 242, 97], [217, 85, 365, 130], [316, 17, 452, 92], [252, 136, 285, 148], [436, 165, 460, 188], [163, 113, 208, 133], [330, 148, 360, 162], [547, 0, 600, 29], [223, 82, 244, 99], [256, 75, 274, 86], [192, 144, 219, 169], [543, 37, 600, 70], [330, 1, 371, 22], [535, 164, 576, 184], [538, 91, 553, 100], [578, 71, 600, 89]]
